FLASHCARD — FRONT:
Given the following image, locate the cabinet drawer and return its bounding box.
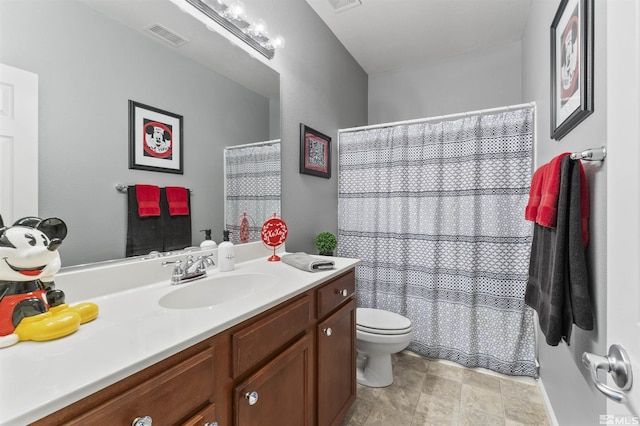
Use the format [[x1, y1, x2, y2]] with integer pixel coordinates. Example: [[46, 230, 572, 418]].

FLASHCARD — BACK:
[[66, 347, 215, 425], [317, 270, 355, 319], [232, 296, 310, 377]]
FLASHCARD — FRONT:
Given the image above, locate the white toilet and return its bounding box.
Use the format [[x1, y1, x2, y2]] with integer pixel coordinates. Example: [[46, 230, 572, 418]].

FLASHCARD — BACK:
[[356, 307, 413, 388]]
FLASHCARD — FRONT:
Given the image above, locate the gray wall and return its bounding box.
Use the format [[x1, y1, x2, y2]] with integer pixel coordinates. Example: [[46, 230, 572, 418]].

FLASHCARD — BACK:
[[252, 0, 369, 254], [0, 0, 272, 266], [368, 41, 522, 124], [522, 0, 608, 424]]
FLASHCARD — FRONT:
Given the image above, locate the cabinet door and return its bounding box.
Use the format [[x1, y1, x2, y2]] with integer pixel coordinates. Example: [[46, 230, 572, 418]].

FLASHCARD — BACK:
[[233, 334, 312, 426], [317, 299, 356, 426]]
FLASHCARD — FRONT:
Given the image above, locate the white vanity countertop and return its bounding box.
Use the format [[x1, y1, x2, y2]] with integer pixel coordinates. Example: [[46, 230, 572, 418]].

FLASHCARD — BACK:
[[0, 252, 360, 426]]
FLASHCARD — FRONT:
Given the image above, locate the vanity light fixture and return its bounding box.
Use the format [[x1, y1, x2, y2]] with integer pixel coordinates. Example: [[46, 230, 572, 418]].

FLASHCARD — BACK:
[[174, 0, 285, 59]]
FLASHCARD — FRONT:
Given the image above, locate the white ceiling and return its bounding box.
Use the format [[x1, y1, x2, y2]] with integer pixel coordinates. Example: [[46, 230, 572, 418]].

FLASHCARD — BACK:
[[304, 0, 531, 75], [79, 0, 531, 92]]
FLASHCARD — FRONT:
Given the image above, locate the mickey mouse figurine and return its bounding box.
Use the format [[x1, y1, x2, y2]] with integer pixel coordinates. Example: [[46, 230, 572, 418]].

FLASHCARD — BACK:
[[0, 215, 98, 348]]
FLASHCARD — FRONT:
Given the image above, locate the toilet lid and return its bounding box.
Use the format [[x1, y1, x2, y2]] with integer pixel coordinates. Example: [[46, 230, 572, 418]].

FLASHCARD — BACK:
[[356, 308, 412, 335]]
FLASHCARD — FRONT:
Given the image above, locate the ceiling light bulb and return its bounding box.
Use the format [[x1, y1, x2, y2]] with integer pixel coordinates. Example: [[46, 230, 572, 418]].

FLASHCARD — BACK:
[[224, 0, 246, 20], [270, 35, 285, 49], [250, 19, 268, 37]]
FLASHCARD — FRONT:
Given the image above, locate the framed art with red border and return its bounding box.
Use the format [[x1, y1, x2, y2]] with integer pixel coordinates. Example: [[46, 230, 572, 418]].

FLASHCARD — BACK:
[[300, 123, 331, 179], [550, 0, 593, 140], [129, 100, 184, 174]]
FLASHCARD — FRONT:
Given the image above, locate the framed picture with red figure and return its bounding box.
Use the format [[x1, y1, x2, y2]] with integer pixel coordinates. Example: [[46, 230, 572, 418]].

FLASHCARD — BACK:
[[129, 100, 184, 174], [300, 123, 331, 179], [550, 0, 594, 140]]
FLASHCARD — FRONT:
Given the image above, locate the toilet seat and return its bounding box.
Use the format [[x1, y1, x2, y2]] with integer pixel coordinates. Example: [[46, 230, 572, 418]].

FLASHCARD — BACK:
[[357, 324, 412, 335], [356, 308, 412, 336]]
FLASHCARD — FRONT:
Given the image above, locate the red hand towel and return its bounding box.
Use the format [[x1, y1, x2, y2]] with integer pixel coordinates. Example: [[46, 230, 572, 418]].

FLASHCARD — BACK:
[[537, 153, 571, 227], [136, 184, 161, 217], [165, 186, 189, 216], [525, 163, 546, 222], [525, 153, 571, 227]]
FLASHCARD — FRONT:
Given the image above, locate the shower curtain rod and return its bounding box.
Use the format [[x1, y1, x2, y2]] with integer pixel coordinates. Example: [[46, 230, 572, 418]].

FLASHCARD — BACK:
[[224, 139, 280, 150], [339, 102, 536, 134]]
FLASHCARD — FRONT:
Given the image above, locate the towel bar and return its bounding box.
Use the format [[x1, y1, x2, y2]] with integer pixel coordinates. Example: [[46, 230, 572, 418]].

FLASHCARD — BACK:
[[115, 184, 193, 193], [570, 146, 606, 161]]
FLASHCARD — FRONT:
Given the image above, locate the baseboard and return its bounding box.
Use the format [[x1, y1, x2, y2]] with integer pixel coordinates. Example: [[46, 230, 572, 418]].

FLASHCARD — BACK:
[[537, 377, 560, 426]]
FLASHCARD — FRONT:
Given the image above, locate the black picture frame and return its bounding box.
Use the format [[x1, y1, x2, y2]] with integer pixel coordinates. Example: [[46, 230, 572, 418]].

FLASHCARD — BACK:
[[129, 100, 184, 174], [550, 0, 594, 140], [300, 124, 331, 179]]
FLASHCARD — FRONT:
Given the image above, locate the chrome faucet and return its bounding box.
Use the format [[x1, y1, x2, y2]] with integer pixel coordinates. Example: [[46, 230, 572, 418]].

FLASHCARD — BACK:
[[162, 254, 215, 285]]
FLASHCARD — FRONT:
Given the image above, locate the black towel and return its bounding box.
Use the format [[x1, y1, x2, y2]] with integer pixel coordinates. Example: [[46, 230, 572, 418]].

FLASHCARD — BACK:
[[525, 156, 593, 346], [126, 187, 192, 256], [126, 185, 163, 257]]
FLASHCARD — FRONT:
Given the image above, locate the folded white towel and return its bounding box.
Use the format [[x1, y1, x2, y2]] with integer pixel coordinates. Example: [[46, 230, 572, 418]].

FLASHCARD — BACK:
[[281, 252, 335, 272]]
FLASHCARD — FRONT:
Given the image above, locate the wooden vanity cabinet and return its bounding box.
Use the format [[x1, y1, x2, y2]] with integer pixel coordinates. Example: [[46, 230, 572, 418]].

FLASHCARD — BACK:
[[316, 270, 356, 426], [229, 295, 313, 425], [31, 268, 356, 426], [228, 269, 356, 426]]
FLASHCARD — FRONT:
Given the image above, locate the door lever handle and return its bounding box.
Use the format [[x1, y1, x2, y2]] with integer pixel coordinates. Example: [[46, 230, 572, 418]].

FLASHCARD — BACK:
[[582, 344, 633, 403]]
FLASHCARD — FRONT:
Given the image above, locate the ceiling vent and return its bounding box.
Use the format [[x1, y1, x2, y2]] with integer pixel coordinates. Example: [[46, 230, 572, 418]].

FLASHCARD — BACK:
[[145, 24, 189, 47], [327, 0, 362, 13]]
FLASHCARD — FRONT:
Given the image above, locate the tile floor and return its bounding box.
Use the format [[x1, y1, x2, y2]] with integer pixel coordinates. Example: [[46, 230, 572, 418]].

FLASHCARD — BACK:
[[342, 351, 551, 426]]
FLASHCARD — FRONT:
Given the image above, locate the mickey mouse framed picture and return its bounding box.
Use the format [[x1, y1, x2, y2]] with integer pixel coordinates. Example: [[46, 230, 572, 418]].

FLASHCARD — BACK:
[[550, 0, 594, 140], [129, 100, 184, 174]]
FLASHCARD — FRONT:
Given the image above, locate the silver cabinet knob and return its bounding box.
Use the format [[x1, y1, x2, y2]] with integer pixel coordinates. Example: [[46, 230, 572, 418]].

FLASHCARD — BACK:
[[132, 416, 152, 426], [582, 344, 633, 403], [339, 289, 348, 297], [245, 390, 259, 405], [204, 423, 218, 426], [323, 327, 333, 336]]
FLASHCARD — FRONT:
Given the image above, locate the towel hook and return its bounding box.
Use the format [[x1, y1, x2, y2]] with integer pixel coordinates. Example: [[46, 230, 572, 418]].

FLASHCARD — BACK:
[[570, 146, 606, 161], [115, 184, 193, 193]]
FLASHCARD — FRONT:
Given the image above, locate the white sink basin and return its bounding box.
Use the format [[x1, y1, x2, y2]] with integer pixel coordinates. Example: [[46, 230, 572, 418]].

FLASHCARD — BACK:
[[159, 273, 279, 309]]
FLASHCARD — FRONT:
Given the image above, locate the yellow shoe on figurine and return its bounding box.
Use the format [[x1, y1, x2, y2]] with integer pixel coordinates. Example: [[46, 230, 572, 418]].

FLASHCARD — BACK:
[[14, 309, 82, 342], [50, 302, 99, 324]]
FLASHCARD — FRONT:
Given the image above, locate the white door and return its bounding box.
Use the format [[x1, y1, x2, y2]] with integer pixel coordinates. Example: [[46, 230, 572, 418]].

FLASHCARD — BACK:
[[0, 63, 38, 225], [605, 0, 640, 416]]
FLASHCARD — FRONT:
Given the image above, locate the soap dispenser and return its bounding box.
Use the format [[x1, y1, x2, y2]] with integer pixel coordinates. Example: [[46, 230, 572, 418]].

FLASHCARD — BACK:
[[199, 229, 217, 248], [218, 230, 235, 272]]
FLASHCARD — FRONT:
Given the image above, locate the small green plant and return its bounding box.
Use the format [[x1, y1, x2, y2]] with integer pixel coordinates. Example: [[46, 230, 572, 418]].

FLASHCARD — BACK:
[[314, 231, 337, 255]]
